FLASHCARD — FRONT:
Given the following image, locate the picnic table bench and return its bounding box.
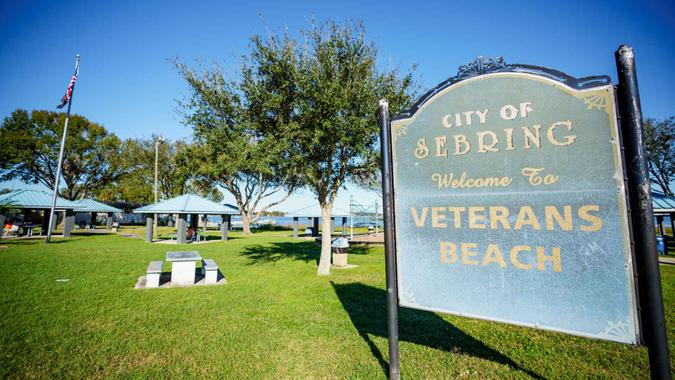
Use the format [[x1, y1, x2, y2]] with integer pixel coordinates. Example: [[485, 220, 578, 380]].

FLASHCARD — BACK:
[[146, 261, 163, 288], [202, 259, 218, 284]]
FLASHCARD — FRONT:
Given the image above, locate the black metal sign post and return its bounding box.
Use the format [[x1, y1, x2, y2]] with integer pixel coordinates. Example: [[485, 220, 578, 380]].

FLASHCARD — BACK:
[[615, 45, 672, 380], [379, 99, 401, 380]]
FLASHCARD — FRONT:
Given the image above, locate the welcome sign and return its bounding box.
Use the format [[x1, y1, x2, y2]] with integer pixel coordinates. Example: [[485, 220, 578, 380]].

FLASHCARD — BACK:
[[389, 60, 639, 344]]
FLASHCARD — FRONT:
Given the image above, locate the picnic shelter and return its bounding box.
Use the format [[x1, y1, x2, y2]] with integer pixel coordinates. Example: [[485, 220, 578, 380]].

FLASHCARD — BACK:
[[0, 189, 82, 238], [134, 194, 238, 243], [653, 190, 675, 243], [73, 199, 122, 229], [284, 209, 349, 238]]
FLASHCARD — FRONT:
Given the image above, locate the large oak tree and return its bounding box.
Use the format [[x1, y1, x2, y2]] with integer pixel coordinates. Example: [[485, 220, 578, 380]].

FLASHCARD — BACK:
[[248, 21, 416, 274], [95, 137, 221, 203], [175, 59, 299, 234], [0, 109, 123, 200]]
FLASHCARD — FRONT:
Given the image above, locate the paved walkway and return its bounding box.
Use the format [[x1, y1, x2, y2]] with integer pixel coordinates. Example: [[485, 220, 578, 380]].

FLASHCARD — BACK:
[[659, 256, 675, 265], [349, 232, 384, 244], [154, 239, 221, 245]]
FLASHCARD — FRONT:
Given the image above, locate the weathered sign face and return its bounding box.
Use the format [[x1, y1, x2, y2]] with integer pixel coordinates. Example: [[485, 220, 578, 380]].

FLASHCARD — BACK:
[[390, 71, 639, 344]]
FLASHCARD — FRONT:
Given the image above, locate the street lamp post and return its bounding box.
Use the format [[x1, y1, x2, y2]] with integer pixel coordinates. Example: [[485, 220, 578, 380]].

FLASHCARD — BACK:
[[153, 137, 165, 240]]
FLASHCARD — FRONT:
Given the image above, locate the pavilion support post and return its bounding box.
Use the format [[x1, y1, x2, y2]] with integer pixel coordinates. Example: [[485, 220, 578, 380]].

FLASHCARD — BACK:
[[220, 215, 230, 241], [203, 214, 208, 233], [145, 216, 154, 242], [106, 212, 113, 230], [90, 212, 97, 226], [670, 212, 674, 239], [656, 215, 665, 236], [52, 212, 58, 231], [190, 214, 198, 229], [342, 217, 347, 236], [293, 217, 299, 238], [63, 209, 75, 238], [41, 211, 49, 235], [0, 214, 5, 238], [656, 215, 667, 248], [177, 213, 187, 244], [313, 217, 319, 237]]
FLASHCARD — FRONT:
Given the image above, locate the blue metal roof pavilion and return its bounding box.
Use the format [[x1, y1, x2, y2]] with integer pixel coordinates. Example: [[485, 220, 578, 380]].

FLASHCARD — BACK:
[[133, 194, 237, 244], [0, 189, 82, 210], [73, 199, 122, 213], [652, 190, 675, 244], [652, 190, 675, 214], [285, 207, 350, 239], [134, 194, 237, 215], [0, 189, 83, 238], [73, 199, 122, 230]]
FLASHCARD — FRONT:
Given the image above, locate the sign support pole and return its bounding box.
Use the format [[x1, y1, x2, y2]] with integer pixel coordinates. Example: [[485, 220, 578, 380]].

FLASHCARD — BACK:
[[379, 99, 400, 380], [615, 45, 671, 380]]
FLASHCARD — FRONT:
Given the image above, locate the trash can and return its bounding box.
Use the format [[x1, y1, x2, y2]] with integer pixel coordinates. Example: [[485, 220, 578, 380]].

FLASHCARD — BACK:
[[656, 236, 665, 255], [331, 237, 350, 267]]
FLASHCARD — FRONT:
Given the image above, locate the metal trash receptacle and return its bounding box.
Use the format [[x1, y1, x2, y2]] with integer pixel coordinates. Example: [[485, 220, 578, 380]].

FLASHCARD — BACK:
[[331, 237, 349, 254], [332, 238, 350, 267]]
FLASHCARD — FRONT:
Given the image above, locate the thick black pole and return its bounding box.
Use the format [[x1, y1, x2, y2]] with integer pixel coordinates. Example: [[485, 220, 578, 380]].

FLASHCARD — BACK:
[[379, 99, 400, 380], [615, 45, 671, 380]]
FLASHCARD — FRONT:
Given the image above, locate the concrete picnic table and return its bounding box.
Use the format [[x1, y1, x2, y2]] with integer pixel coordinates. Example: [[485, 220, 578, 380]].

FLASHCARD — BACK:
[[166, 251, 202, 285]]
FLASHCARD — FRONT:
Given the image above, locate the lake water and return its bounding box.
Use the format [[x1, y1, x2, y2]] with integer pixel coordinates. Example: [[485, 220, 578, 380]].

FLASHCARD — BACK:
[[208, 215, 383, 227]]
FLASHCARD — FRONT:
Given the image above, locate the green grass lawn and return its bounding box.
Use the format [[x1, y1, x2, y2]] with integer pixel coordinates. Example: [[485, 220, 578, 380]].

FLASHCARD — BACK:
[[0, 231, 673, 378]]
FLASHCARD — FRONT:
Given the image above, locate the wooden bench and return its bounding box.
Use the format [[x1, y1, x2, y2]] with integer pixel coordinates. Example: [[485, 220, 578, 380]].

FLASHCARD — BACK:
[[202, 259, 218, 284], [146, 261, 163, 288]]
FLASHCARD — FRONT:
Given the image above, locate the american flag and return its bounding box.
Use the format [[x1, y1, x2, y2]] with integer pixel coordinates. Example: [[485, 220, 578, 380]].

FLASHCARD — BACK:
[[57, 60, 79, 109]]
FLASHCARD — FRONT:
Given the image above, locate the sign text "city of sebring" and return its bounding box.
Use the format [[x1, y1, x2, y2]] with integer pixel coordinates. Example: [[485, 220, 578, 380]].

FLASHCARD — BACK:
[[409, 101, 601, 273]]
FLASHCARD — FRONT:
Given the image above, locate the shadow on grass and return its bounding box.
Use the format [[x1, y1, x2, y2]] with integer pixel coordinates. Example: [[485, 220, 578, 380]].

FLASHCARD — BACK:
[[71, 232, 116, 236], [0, 239, 43, 246], [347, 245, 371, 255], [240, 241, 319, 265], [204, 235, 241, 242], [332, 282, 543, 379], [1, 237, 78, 245]]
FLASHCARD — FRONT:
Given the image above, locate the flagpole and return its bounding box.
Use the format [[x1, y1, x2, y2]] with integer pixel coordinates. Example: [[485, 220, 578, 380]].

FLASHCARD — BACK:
[[46, 54, 79, 243]]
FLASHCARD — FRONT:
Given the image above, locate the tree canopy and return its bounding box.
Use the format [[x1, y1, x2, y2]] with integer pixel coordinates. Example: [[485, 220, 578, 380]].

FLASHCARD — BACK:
[[0, 109, 123, 200], [643, 116, 674, 196], [95, 137, 222, 203], [244, 21, 416, 274], [175, 50, 300, 234]]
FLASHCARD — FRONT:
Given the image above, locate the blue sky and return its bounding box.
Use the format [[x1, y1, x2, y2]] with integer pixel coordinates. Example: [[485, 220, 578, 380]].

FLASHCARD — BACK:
[[0, 0, 673, 213]]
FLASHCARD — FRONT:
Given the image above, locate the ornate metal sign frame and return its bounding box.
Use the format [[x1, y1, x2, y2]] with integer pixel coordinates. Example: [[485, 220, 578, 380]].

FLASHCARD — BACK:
[[379, 48, 671, 380]]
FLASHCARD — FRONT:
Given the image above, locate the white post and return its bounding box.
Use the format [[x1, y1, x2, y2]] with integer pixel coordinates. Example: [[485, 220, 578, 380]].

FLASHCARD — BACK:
[[350, 195, 353, 240], [375, 200, 379, 234], [153, 137, 165, 240]]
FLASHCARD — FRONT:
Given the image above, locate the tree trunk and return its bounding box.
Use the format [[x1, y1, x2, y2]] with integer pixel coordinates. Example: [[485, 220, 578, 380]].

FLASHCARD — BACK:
[[241, 213, 252, 235], [317, 204, 333, 275]]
